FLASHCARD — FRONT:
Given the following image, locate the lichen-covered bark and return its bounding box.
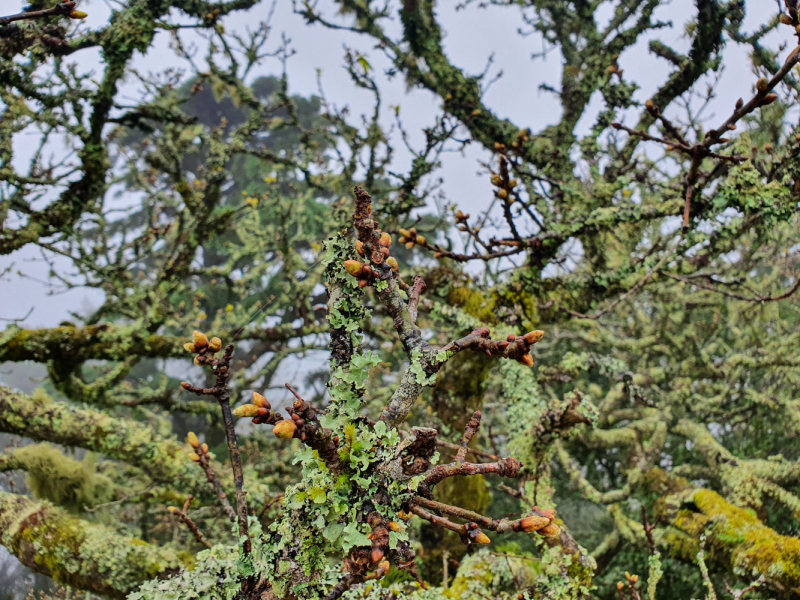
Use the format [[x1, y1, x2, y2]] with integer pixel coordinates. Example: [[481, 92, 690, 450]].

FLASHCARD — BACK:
[[0, 491, 188, 598], [658, 488, 800, 593], [0, 385, 198, 487]]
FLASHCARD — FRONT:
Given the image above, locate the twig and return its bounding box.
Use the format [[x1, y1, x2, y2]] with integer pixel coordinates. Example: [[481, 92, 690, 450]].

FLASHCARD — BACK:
[[456, 411, 481, 463], [168, 502, 213, 549], [407, 275, 427, 325], [0, 2, 79, 26]]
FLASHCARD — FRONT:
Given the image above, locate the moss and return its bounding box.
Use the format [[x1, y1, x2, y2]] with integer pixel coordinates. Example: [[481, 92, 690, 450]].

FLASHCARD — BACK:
[[5, 444, 114, 512], [662, 488, 800, 590]]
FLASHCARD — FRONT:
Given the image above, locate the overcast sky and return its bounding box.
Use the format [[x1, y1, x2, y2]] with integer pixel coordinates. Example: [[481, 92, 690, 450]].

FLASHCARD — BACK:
[[0, 0, 785, 330]]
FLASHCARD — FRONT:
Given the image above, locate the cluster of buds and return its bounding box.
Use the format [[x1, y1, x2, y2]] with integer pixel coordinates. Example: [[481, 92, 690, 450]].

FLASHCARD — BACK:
[[490, 173, 518, 202], [616, 571, 641, 600], [462, 522, 491, 545], [232, 392, 297, 439], [183, 330, 222, 365], [454, 209, 470, 224], [397, 228, 426, 250], [455, 326, 544, 367], [519, 507, 560, 537], [186, 431, 210, 464], [492, 128, 530, 153], [755, 77, 778, 106], [349, 231, 399, 287]]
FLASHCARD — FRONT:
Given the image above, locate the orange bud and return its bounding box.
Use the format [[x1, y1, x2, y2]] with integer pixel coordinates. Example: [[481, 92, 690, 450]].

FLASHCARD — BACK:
[[474, 531, 491, 544], [490, 174, 502, 186], [183, 342, 197, 353], [763, 93, 778, 105], [617, 582, 624, 590], [397, 510, 412, 521], [386, 257, 399, 271], [645, 99, 654, 110], [415, 235, 426, 245], [379, 232, 392, 247], [273, 420, 298, 439], [519, 515, 550, 533], [168, 506, 180, 514], [188, 452, 200, 462], [180, 381, 192, 390], [192, 330, 209, 349], [497, 188, 508, 200], [540, 523, 560, 538], [69, 9, 88, 18], [540, 508, 556, 520], [253, 392, 270, 408], [388, 521, 403, 532], [523, 330, 545, 344], [409, 227, 417, 236], [187, 432, 200, 448], [518, 354, 534, 367], [208, 337, 222, 352], [399, 228, 411, 238], [630, 575, 639, 583], [355, 240, 365, 257], [201, 443, 209, 453], [344, 260, 363, 277], [405, 242, 415, 250], [232, 404, 259, 418], [370, 548, 384, 563], [379, 560, 390, 573]]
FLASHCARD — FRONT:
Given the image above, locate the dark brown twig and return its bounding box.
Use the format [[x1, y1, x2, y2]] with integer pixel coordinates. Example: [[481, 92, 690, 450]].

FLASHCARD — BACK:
[[168, 501, 213, 549], [0, 1, 78, 26], [456, 411, 481, 463]]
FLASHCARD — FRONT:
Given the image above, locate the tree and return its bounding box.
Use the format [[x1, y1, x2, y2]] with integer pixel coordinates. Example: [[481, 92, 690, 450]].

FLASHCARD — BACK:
[[1, 0, 800, 598]]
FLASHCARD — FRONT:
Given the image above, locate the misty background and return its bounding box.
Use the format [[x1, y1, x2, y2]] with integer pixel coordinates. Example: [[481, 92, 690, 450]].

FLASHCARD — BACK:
[[0, 0, 784, 594]]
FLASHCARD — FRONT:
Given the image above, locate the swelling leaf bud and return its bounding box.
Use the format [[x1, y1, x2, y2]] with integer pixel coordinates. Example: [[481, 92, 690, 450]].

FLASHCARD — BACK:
[[474, 531, 491, 544], [497, 188, 508, 200], [379, 560, 390, 573], [232, 404, 259, 418], [399, 228, 411, 238], [388, 521, 403, 532], [168, 506, 180, 514], [201, 443, 209, 453], [540, 523, 561, 537], [415, 235, 426, 245], [490, 174, 502, 186], [344, 260, 364, 277], [183, 342, 197, 353], [520, 515, 550, 533], [253, 392, 270, 408], [273, 420, 298, 439], [762, 93, 778, 105], [192, 330, 209, 349], [208, 337, 222, 352], [188, 452, 200, 462], [379, 232, 392, 247], [780, 13, 793, 25], [187, 432, 200, 448], [355, 240, 365, 257], [518, 354, 534, 368], [386, 257, 399, 271], [756, 77, 769, 92], [370, 548, 385, 563], [523, 330, 545, 344], [70, 10, 88, 18]]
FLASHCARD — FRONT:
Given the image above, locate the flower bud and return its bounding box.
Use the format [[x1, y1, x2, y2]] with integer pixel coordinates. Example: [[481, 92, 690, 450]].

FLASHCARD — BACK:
[[183, 342, 197, 353], [70, 9, 88, 18], [193, 356, 203, 366], [201, 443, 208, 453], [735, 98, 743, 110], [523, 330, 545, 344], [756, 77, 769, 92], [762, 93, 778, 105], [617, 582, 624, 590], [355, 240, 365, 257], [192, 330, 209, 349], [490, 174, 502, 186], [780, 13, 793, 25], [399, 228, 411, 238], [388, 521, 403, 532], [645, 99, 654, 110], [409, 227, 417, 236], [371, 548, 385, 563], [180, 381, 192, 390], [386, 257, 399, 271], [273, 420, 298, 439], [253, 392, 270, 408], [509, 179, 517, 189], [405, 241, 415, 250], [474, 531, 491, 544], [379, 560, 390, 573], [187, 432, 200, 448], [520, 515, 550, 533], [397, 510, 412, 521], [518, 354, 534, 368], [497, 188, 508, 200], [362, 265, 372, 277], [507, 334, 516, 342], [188, 452, 200, 462], [379, 232, 392, 247], [358, 279, 368, 288], [381, 246, 390, 257], [415, 235, 426, 246], [540, 508, 556, 520], [630, 575, 639, 583], [540, 523, 560, 537], [344, 260, 363, 277], [208, 337, 222, 352], [168, 506, 179, 514], [232, 404, 259, 418]]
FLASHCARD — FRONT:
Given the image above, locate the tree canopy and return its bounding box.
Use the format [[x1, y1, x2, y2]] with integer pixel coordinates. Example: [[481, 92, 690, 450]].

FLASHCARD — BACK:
[[1, 0, 800, 599]]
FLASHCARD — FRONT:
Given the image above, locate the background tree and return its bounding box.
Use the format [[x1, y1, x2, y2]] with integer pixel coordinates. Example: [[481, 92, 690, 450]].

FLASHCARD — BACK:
[[1, 0, 800, 598]]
